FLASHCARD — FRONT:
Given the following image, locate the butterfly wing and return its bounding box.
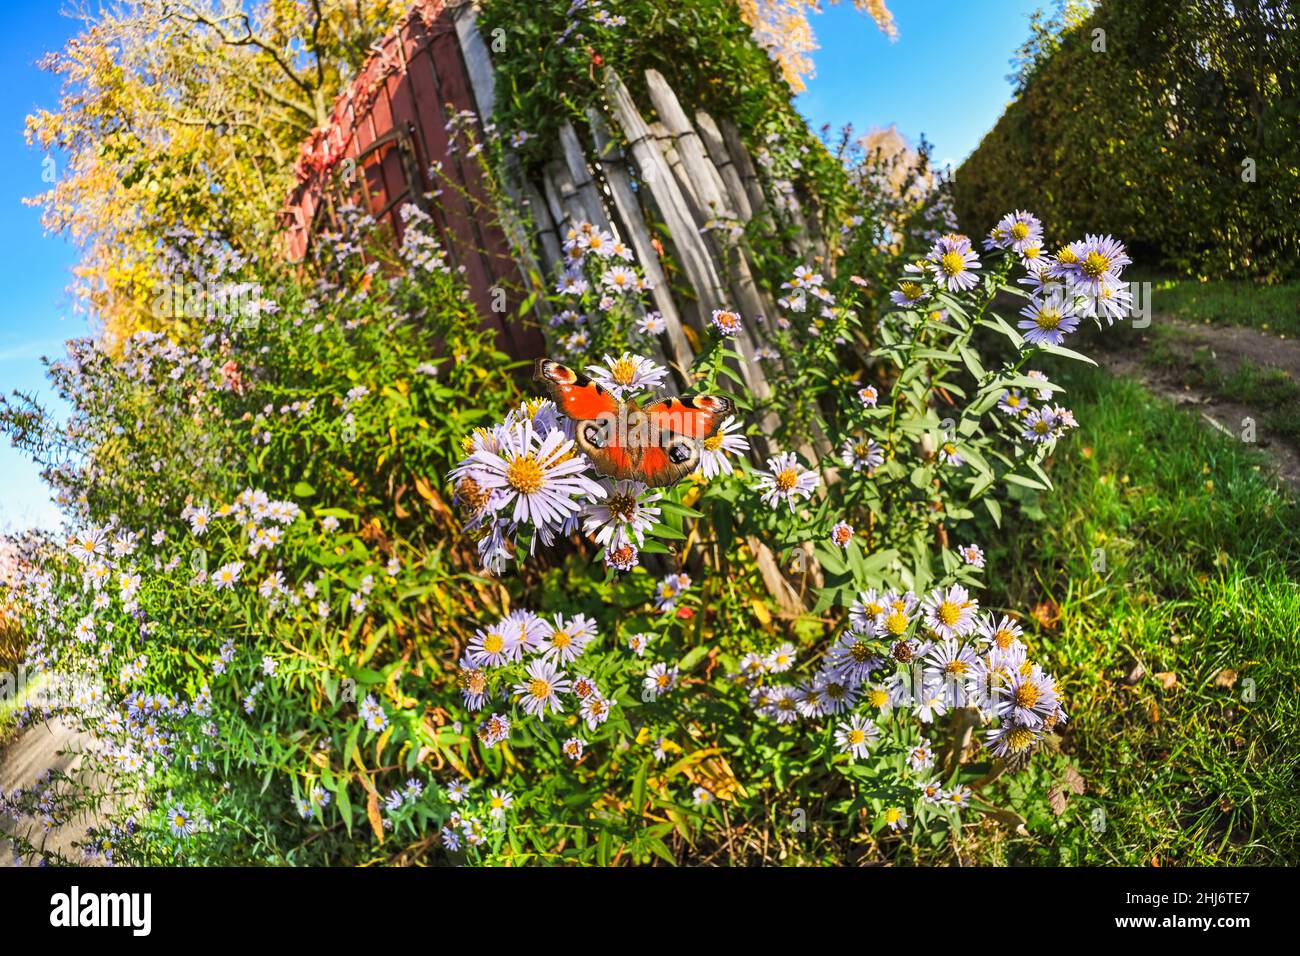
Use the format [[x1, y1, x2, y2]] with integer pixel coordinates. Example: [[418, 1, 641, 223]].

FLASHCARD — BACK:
[[637, 394, 737, 487], [534, 358, 639, 480]]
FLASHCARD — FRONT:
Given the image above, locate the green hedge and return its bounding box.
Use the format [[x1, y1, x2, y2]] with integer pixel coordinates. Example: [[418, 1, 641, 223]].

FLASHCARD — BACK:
[[955, 0, 1300, 279]]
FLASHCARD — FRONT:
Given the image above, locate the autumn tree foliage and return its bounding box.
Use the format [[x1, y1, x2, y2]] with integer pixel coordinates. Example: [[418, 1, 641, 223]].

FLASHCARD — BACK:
[[738, 0, 896, 92], [24, 0, 409, 341]]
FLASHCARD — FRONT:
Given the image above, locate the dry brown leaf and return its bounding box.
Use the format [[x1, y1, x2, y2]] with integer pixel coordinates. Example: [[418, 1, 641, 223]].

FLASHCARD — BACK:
[[1122, 662, 1145, 685], [366, 789, 385, 843], [1215, 667, 1239, 689], [1047, 786, 1068, 816], [1154, 671, 1178, 690], [1062, 765, 1086, 795]]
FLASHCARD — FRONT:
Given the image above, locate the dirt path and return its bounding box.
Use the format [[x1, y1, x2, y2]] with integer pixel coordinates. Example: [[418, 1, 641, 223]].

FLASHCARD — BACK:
[[1096, 315, 1300, 491], [0, 720, 98, 865]]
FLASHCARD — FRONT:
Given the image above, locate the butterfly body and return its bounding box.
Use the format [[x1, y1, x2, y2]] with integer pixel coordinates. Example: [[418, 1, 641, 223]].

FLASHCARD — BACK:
[[534, 359, 735, 488]]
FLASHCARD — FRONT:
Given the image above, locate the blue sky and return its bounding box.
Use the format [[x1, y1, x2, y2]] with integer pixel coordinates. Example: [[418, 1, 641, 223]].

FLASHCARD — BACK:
[[0, 3, 83, 535], [796, 0, 1042, 170], [0, 0, 1042, 534]]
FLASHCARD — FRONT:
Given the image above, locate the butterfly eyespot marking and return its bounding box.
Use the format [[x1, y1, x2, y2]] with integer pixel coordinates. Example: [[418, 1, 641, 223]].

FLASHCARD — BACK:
[[581, 421, 608, 449], [668, 439, 695, 464]]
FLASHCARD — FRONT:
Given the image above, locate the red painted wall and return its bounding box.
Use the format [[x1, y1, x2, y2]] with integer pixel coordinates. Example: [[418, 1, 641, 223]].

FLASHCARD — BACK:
[[280, 1, 543, 359]]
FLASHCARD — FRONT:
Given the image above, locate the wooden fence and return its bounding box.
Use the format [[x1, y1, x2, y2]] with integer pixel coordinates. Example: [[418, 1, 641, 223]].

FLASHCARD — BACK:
[[282, 0, 833, 610]]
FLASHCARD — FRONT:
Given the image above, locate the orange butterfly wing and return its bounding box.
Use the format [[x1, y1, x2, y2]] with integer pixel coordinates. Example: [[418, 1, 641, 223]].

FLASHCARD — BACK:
[[534, 360, 737, 488], [534, 359, 637, 480]]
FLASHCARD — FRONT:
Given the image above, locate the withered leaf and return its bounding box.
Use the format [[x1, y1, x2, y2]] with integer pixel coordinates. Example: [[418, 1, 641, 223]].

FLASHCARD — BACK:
[[1062, 765, 1086, 795], [1215, 668, 1239, 689], [1047, 786, 1069, 816], [1154, 671, 1178, 690]]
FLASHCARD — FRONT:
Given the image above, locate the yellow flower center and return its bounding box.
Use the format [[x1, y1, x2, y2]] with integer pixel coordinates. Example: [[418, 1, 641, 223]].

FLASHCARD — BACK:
[[899, 281, 923, 299], [1010, 222, 1030, 241], [940, 251, 966, 277], [938, 601, 961, 627], [611, 357, 638, 384], [1015, 682, 1041, 708], [606, 493, 637, 521], [994, 628, 1016, 649], [847, 729, 866, 745], [1081, 250, 1110, 279], [703, 433, 724, 451], [849, 640, 873, 663], [528, 678, 552, 699], [867, 688, 888, 708], [885, 609, 909, 635], [551, 631, 573, 649], [945, 660, 968, 675], [483, 633, 504, 654], [775, 468, 799, 492], [1035, 308, 1062, 330], [1055, 247, 1079, 265], [506, 456, 544, 495], [1006, 727, 1036, 752]]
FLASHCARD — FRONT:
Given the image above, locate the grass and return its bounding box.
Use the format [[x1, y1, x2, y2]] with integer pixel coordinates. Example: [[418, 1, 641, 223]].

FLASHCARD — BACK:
[[982, 364, 1300, 865], [1136, 274, 1300, 338]]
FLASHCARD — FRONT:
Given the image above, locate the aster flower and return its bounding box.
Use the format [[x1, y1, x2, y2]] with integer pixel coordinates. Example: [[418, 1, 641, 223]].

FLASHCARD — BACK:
[[359, 694, 388, 733], [503, 609, 549, 657], [604, 542, 639, 571], [835, 714, 879, 759], [878, 590, 921, 640], [996, 664, 1060, 728], [922, 585, 980, 639], [556, 270, 589, 296], [450, 419, 605, 540], [883, 806, 909, 831], [580, 693, 612, 730], [937, 440, 964, 468], [695, 415, 750, 480], [1063, 234, 1132, 294], [584, 353, 669, 399], [991, 210, 1043, 254], [476, 712, 511, 749], [643, 662, 678, 699], [1022, 407, 1063, 443], [857, 385, 879, 407], [167, 805, 195, 838], [945, 785, 972, 810], [908, 738, 935, 772], [998, 389, 1030, 416], [959, 543, 985, 569], [830, 520, 854, 548], [582, 479, 661, 549], [212, 561, 243, 591], [814, 671, 860, 714], [457, 655, 489, 711], [919, 778, 947, 805], [926, 234, 981, 292], [538, 613, 598, 664], [562, 737, 585, 761], [637, 311, 666, 335], [914, 679, 949, 722], [602, 265, 639, 294], [710, 308, 743, 336], [487, 788, 513, 818], [977, 613, 1024, 652], [468, 621, 513, 667], [849, 589, 888, 634], [840, 436, 884, 472], [765, 642, 797, 673], [889, 279, 928, 308], [827, 631, 883, 685], [512, 658, 571, 717], [753, 452, 820, 512], [1018, 297, 1080, 347], [767, 685, 801, 724], [986, 722, 1042, 758], [653, 572, 691, 611]]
